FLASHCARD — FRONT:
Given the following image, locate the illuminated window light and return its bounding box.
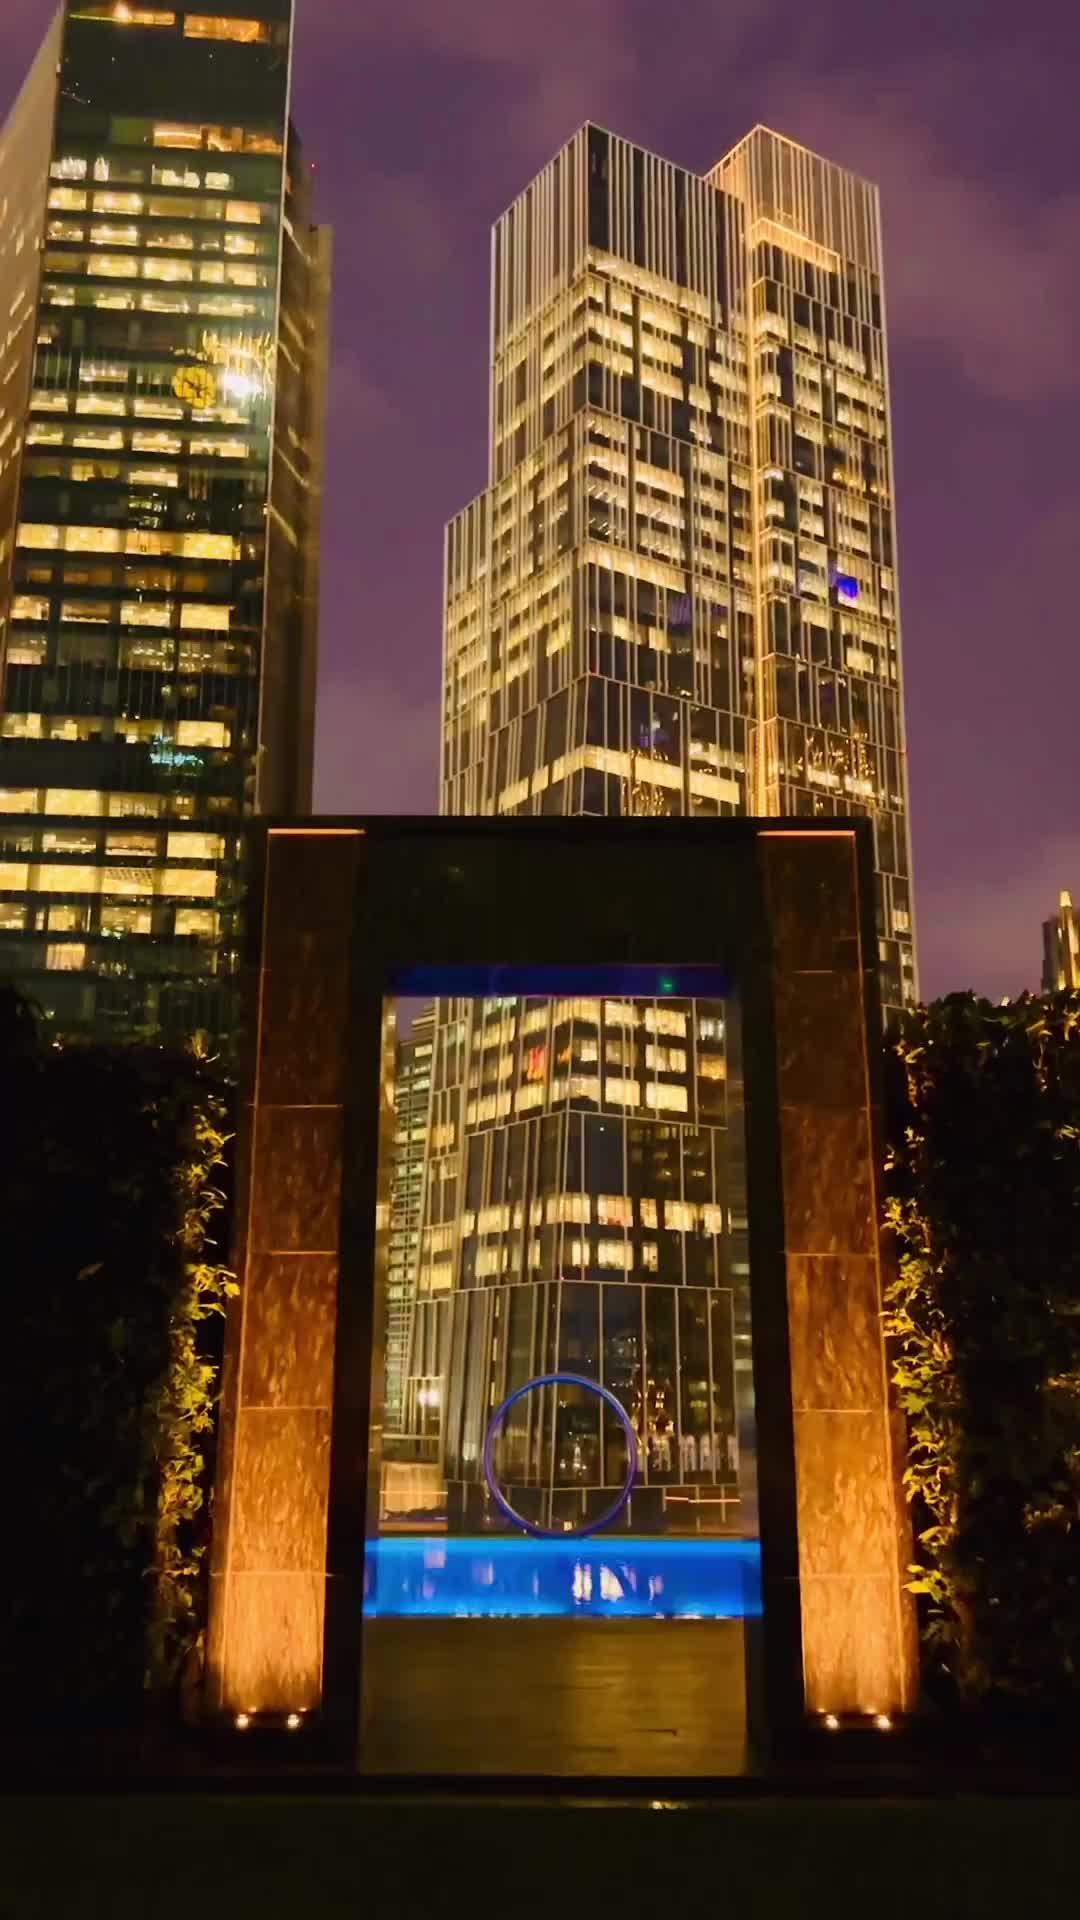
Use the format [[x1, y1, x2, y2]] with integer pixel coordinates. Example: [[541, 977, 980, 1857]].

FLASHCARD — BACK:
[[185, 14, 269, 41]]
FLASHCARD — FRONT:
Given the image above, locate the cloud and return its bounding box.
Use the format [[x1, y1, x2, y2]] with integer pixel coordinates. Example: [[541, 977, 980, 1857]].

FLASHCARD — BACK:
[[324, 359, 398, 441], [299, 0, 777, 160], [314, 671, 440, 816], [363, 173, 457, 281], [0, 0, 57, 115], [765, 76, 1080, 404], [0, 0, 51, 45], [301, 0, 637, 150], [918, 832, 1080, 1003]]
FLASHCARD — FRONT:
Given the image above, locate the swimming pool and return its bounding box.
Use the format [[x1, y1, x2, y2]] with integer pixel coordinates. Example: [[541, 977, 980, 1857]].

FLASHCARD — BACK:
[[363, 1535, 761, 1619]]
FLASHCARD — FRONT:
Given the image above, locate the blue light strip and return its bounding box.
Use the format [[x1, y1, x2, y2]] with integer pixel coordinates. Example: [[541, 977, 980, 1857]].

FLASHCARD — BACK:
[[388, 964, 732, 998], [363, 1535, 762, 1620]]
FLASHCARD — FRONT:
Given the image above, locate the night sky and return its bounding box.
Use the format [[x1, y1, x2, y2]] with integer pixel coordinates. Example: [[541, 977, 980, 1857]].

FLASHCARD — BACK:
[[4, 0, 1078, 1001]]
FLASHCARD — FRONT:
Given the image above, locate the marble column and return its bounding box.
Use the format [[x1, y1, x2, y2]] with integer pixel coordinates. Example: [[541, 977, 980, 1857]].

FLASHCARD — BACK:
[[204, 829, 363, 1720], [761, 829, 917, 1718]]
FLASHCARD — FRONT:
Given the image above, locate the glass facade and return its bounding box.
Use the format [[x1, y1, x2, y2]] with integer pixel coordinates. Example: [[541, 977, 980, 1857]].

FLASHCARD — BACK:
[[0, 1, 328, 1047], [407, 123, 916, 1536], [713, 130, 913, 1011], [409, 988, 749, 1535], [386, 1004, 434, 1439]]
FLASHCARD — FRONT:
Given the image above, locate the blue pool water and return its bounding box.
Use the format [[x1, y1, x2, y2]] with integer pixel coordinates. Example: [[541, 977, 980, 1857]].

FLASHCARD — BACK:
[[363, 1535, 761, 1620]]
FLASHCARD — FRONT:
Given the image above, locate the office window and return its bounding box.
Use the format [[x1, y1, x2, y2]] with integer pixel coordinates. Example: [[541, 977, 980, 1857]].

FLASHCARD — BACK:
[[108, 794, 162, 818], [89, 224, 139, 248], [133, 431, 183, 455], [175, 907, 219, 935], [6, 635, 47, 665], [177, 720, 228, 747], [597, 1240, 632, 1270], [144, 258, 194, 283], [646, 1084, 689, 1114], [93, 191, 145, 215], [102, 868, 155, 898], [106, 833, 157, 859], [60, 600, 112, 626], [181, 532, 236, 560], [18, 524, 62, 550], [189, 436, 247, 459], [645, 1006, 688, 1037], [167, 831, 223, 860], [45, 790, 106, 817], [122, 601, 174, 627], [47, 944, 88, 971], [69, 527, 123, 554], [184, 14, 269, 41], [132, 457, 182, 488], [43, 828, 99, 854], [36, 867, 101, 894], [147, 230, 195, 251], [604, 1077, 641, 1107], [71, 5, 176, 21], [179, 603, 230, 630], [159, 868, 217, 898], [153, 124, 206, 150], [140, 293, 191, 315], [646, 1044, 688, 1073]]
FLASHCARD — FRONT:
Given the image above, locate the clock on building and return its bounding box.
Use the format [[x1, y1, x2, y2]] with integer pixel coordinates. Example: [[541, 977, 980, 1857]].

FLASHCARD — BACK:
[[172, 364, 217, 408]]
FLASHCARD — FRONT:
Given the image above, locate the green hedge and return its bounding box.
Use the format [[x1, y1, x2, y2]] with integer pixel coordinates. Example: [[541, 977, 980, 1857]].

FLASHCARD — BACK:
[[885, 990, 1080, 1710], [1, 988, 234, 1727]]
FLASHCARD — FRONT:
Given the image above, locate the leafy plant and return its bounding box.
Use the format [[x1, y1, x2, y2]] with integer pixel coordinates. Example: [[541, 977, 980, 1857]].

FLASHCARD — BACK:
[[146, 1068, 237, 1698], [884, 990, 1080, 1709], [1, 991, 234, 1725]]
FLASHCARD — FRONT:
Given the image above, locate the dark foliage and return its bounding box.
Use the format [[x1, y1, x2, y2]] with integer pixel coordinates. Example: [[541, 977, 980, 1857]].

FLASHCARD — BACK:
[[0, 988, 233, 1728], [885, 991, 1080, 1710]]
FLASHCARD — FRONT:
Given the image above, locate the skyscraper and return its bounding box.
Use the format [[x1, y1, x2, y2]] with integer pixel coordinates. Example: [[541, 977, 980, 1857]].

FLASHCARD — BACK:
[[386, 1003, 434, 1437], [408, 125, 915, 1536], [1043, 890, 1079, 992], [0, 1, 328, 1047]]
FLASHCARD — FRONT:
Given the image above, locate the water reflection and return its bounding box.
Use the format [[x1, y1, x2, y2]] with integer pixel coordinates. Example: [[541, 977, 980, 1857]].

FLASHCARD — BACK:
[[364, 1535, 761, 1619]]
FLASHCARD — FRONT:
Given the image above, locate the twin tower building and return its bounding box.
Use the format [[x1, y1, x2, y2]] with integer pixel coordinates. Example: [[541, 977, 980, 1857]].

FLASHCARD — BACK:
[[1, 5, 914, 1531]]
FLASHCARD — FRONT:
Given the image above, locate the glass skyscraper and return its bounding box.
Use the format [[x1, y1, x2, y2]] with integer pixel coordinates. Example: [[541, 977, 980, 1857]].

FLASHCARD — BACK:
[[0, 1, 328, 1047], [386, 1004, 434, 1438], [406, 124, 915, 1534]]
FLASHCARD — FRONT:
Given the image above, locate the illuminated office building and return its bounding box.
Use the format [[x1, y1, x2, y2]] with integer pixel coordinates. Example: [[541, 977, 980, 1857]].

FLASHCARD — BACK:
[[386, 1004, 434, 1438], [0, 1, 328, 1046], [410, 125, 915, 1533], [1043, 890, 1080, 992]]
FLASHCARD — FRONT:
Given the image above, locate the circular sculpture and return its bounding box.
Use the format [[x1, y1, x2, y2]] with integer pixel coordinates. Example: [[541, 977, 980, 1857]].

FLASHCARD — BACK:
[[482, 1372, 639, 1540]]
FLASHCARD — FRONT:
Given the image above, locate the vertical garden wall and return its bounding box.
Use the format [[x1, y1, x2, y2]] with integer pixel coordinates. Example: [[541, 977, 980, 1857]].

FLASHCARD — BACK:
[[885, 990, 1080, 1711], [1, 988, 233, 1727]]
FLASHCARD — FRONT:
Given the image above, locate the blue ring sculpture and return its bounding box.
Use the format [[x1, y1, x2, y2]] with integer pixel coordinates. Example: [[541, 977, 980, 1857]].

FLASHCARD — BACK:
[[482, 1372, 639, 1540]]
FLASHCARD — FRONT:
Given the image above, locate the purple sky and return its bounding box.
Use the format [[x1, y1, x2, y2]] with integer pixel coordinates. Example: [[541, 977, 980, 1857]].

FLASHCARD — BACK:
[[5, 1, 1079, 1000]]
